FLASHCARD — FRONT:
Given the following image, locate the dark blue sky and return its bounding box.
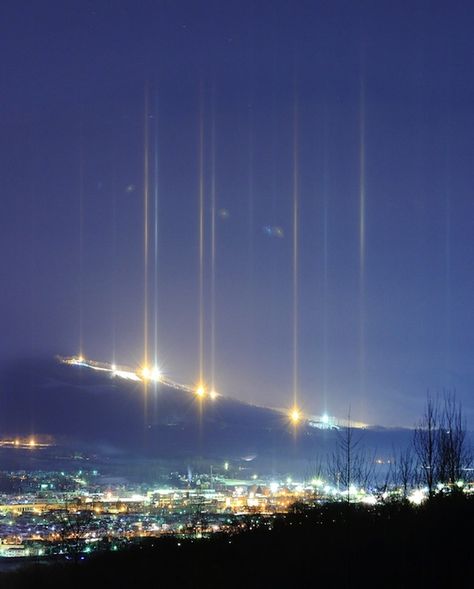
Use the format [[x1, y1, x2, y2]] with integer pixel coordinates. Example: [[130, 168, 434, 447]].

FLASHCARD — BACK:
[[2, 0, 474, 426]]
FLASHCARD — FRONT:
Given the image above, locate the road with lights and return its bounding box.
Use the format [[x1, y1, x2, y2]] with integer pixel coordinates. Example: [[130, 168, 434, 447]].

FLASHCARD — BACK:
[[60, 355, 310, 426]]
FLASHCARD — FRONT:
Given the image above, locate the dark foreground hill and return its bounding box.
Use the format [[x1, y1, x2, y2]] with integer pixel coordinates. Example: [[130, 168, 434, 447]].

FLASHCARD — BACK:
[[1, 494, 472, 589], [0, 357, 413, 466]]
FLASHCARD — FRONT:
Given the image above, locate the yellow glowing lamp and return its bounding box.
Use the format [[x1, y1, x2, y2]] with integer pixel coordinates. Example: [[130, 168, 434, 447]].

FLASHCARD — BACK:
[[195, 384, 206, 398], [290, 407, 302, 425], [141, 365, 162, 382]]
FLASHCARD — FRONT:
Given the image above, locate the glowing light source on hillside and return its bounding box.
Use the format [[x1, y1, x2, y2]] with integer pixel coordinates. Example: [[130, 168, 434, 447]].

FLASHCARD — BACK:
[[289, 407, 302, 425], [141, 365, 162, 382], [195, 384, 206, 398], [150, 366, 161, 381]]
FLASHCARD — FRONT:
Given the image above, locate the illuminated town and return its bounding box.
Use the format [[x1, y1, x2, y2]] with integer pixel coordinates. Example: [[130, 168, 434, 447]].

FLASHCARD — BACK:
[[1, 354, 471, 561], [0, 460, 471, 560]]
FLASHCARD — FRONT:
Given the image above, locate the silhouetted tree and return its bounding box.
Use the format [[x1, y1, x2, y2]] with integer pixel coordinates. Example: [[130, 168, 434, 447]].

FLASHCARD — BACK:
[[414, 393, 439, 498], [328, 412, 374, 502], [305, 456, 325, 486], [437, 391, 471, 488], [414, 392, 472, 498], [392, 445, 416, 499], [378, 459, 393, 496]]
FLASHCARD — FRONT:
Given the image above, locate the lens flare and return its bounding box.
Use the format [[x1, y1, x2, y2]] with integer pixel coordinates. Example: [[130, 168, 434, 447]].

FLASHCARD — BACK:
[[150, 366, 161, 381], [141, 365, 161, 382], [289, 406, 302, 426], [195, 384, 206, 398]]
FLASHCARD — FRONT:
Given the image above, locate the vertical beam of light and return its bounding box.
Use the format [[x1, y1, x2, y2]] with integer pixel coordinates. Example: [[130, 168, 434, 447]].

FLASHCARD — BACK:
[[143, 85, 150, 425], [269, 48, 280, 425], [245, 86, 255, 388], [210, 87, 217, 393], [111, 165, 117, 368], [78, 140, 84, 359], [322, 113, 329, 416], [269, 54, 278, 408], [153, 94, 159, 370], [247, 108, 255, 271], [358, 73, 367, 421], [444, 118, 452, 381], [292, 96, 299, 412], [445, 187, 452, 378], [198, 86, 205, 386], [359, 81, 366, 273], [143, 86, 150, 371], [29, 173, 37, 439], [28, 173, 37, 357]]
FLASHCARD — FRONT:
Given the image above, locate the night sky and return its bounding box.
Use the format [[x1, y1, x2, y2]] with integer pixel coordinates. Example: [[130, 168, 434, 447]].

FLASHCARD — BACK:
[[2, 1, 474, 427]]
